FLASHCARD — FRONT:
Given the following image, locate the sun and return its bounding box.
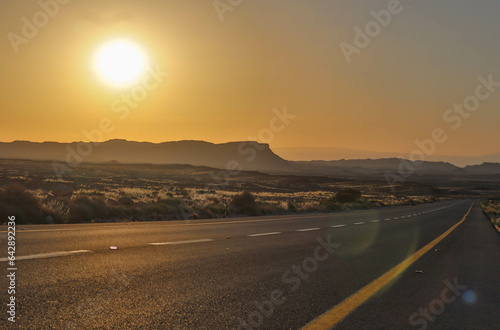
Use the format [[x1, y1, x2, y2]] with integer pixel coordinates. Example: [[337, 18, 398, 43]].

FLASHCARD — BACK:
[[92, 38, 149, 88]]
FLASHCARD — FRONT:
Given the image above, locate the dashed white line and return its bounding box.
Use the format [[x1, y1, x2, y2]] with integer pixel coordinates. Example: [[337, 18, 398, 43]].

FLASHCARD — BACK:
[[401, 216, 406, 219], [296, 228, 321, 232], [393, 217, 400, 220], [354, 222, 365, 225], [331, 224, 347, 228], [371, 220, 380, 223], [149, 239, 214, 245], [384, 218, 392, 221], [0, 250, 93, 262], [247, 232, 282, 237]]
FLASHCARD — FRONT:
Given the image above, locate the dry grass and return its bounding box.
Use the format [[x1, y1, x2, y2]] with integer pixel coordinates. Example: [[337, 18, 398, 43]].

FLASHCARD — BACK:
[[0, 159, 449, 224], [480, 201, 500, 232]]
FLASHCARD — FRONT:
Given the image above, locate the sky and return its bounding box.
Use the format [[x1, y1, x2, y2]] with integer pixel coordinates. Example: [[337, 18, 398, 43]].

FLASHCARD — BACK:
[[1, 0, 500, 158]]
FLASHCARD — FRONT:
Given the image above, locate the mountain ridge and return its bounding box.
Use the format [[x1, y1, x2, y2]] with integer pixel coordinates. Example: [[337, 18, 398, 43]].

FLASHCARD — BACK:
[[273, 146, 500, 167], [1, 139, 499, 176], [0, 139, 292, 173]]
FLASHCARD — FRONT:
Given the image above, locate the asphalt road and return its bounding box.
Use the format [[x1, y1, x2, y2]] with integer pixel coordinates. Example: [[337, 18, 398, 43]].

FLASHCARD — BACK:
[[0, 200, 498, 329]]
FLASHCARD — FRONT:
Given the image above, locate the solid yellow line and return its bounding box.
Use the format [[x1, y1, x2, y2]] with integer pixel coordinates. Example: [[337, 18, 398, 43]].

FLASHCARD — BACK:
[[302, 201, 475, 330]]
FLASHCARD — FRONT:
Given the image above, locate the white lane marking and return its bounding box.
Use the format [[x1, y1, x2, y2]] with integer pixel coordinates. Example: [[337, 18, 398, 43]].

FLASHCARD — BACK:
[[331, 224, 347, 228], [354, 222, 365, 225], [393, 217, 400, 220], [247, 232, 282, 237], [384, 218, 392, 221], [413, 214, 417, 216], [0, 250, 93, 262], [401, 216, 406, 219], [296, 228, 321, 232], [371, 220, 380, 223], [149, 239, 214, 246]]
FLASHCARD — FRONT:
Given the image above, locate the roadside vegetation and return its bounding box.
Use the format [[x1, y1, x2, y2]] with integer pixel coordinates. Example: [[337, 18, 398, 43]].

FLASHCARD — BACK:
[[0, 183, 437, 225], [0, 159, 446, 225], [480, 200, 500, 232]]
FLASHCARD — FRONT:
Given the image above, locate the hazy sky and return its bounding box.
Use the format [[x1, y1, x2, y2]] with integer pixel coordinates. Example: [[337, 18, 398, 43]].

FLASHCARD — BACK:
[[1, 0, 500, 157]]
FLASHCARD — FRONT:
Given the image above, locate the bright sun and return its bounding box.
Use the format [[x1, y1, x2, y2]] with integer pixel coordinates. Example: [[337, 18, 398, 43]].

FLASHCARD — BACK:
[[93, 38, 149, 88]]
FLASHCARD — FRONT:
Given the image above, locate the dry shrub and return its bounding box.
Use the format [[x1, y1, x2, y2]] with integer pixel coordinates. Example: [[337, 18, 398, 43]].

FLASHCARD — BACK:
[[231, 191, 261, 216], [0, 184, 45, 224]]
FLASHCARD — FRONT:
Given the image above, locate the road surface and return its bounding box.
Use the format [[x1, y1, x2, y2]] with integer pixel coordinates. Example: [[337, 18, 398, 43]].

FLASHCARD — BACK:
[[1, 200, 498, 329]]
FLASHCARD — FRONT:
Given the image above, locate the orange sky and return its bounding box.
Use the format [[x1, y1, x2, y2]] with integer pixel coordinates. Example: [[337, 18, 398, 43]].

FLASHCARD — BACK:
[[1, 0, 500, 157]]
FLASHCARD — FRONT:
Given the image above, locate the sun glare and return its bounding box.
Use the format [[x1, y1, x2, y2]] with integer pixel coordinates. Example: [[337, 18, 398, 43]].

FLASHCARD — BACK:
[[92, 38, 149, 88]]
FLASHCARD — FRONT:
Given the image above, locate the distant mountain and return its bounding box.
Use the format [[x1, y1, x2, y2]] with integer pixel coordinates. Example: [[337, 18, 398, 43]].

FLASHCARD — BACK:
[[431, 153, 500, 167], [295, 158, 461, 177], [464, 162, 500, 175], [273, 147, 400, 162], [294, 158, 500, 179], [0, 140, 292, 172], [274, 147, 500, 167], [307, 158, 457, 171], [1, 140, 500, 177]]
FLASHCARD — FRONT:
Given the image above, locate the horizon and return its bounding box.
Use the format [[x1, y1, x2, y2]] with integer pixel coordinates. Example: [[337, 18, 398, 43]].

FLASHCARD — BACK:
[[0, 138, 498, 167]]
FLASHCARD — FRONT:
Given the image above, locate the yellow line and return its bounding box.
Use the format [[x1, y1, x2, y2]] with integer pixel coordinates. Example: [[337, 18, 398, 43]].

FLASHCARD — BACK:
[[302, 201, 475, 330]]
